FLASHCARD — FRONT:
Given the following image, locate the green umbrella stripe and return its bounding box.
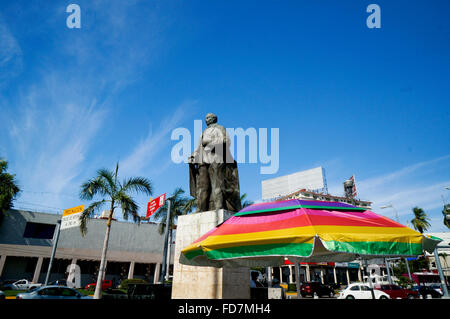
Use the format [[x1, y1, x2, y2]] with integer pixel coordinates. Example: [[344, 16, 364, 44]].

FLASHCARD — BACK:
[[323, 240, 423, 256], [201, 242, 314, 260]]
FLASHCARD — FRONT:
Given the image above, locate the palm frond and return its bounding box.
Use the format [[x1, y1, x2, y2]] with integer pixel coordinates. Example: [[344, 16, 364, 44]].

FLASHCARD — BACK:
[[79, 177, 110, 200], [0, 159, 8, 174], [153, 187, 196, 234], [116, 191, 140, 223], [97, 168, 117, 194], [183, 197, 197, 214], [240, 193, 254, 208], [0, 159, 21, 219], [121, 176, 153, 196], [410, 206, 431, 234], [79, 200, 107, 236]]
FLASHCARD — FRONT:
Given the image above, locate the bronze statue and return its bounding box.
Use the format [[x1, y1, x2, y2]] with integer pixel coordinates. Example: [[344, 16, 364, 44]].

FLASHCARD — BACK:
[[188, 113, 241, 212]]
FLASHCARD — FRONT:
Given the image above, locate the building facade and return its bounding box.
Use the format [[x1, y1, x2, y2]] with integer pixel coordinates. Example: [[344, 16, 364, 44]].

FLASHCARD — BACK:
[[426, 232, 450, 278], [0, 209, 173, 287]]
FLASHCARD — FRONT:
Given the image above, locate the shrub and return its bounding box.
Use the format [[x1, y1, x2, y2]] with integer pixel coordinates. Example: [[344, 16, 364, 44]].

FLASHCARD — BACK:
[[118, 278, 148, 290], [287, 284, 297, 292]]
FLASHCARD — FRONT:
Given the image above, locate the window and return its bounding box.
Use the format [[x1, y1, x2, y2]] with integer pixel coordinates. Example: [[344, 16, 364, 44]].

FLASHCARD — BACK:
[[38, 288, 59, 296], [350, 286, 360, 291], [60, 288, 77, 297], [23, 222, 56, 239], [361, 286, 371, 291]]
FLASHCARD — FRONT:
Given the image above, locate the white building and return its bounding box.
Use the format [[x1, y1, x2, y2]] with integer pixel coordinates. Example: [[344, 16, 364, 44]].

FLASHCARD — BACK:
[[425, 232, 450, 278]]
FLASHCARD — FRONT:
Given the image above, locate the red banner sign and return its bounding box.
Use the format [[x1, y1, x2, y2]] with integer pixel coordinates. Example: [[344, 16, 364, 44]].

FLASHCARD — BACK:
[[146, 193, 166, 218]]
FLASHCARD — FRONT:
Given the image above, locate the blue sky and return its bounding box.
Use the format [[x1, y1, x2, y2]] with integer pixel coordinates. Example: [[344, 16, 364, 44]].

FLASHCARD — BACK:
[[1, 1, 449, 232]]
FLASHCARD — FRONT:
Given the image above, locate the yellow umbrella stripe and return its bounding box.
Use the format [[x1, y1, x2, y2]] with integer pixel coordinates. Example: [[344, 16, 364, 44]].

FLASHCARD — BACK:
[[186, 225, 422, 251]]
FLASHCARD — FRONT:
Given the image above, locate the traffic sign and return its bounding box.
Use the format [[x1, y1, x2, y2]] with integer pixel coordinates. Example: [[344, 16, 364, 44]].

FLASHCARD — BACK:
[[61, 205, 84, 230], [146, 194, 166, 218]]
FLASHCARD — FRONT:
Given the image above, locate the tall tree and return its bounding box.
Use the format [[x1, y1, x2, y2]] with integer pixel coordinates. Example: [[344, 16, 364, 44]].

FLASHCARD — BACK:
[[410, 206, 431, 234], [152, 187, 195, 235], [240, 193, 254, 209], [0, 159, 21, 225], [442, 204, 450, 229], [79, 162, 152, 299]]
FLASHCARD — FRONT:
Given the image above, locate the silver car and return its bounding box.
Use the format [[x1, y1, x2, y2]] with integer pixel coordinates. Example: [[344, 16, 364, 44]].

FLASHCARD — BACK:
[[16, 286, 92, 299]]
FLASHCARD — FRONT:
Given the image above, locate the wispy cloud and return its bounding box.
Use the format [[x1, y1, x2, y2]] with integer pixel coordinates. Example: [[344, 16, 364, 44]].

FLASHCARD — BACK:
[[120, 100, 197, 176], [1, 2, 175, 213], [355, 155, 450, 231], [5, 71, 108, 209], [357, 155, 450, 193], [0, 14, 23, 84]]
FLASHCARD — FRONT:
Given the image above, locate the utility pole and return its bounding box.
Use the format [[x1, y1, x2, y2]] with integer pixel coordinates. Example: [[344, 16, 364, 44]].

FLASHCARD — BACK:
[[44, 219, 61, 285], [404, 258, 412, 281], [384, 258, 393, 284], [160, 198, 172, 283], [363, 259, 376, 299], [434, 247, 449, 298]]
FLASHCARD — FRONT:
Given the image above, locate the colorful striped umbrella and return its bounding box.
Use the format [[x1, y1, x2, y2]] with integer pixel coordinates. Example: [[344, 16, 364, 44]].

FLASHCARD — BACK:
[[180, 199, 441, 267]]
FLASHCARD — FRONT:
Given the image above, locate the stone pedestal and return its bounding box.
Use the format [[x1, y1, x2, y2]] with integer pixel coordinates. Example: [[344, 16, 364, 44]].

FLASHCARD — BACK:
[[172, 209, 250, 299]]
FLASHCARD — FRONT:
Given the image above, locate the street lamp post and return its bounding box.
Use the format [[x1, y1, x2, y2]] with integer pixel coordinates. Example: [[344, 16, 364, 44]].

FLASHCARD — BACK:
[[380, 203, 400, 223]]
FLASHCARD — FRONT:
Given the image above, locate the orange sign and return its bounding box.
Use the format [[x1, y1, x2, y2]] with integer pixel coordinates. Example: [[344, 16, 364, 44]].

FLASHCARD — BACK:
[[63, 205, 84, 217]]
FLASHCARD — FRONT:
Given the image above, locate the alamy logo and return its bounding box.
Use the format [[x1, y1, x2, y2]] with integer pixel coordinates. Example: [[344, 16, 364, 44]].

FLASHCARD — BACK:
[[366, 4, 381, 29], [66, 4, 81, 29], [171, 120, 279, 174]]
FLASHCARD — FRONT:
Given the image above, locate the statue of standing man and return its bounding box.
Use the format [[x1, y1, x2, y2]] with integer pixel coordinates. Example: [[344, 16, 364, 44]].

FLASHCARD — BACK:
[[188, 113, 241, 213]]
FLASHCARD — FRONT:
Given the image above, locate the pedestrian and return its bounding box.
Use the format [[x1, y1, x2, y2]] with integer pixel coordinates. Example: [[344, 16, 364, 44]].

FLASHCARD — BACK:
[[250, 272, 263, 288]]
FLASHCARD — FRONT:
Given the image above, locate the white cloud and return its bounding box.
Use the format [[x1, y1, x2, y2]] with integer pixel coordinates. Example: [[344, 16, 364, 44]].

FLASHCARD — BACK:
[[5, 72, 108, 210], [120, 100, 197, 176], [354, 155, 450, 231], [1, 1, 175, 214], [0, 16, 22, 82]]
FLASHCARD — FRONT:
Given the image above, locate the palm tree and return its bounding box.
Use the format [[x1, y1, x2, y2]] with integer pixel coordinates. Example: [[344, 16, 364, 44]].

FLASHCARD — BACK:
[[0, 159, 20, 225], [79, 162, 152, 299], [240, 193, 254, 209], [150, 187, 195, 282], [151, 187, 195, 235], [410, 206, 431, 234], [442, 204, 450, 229]]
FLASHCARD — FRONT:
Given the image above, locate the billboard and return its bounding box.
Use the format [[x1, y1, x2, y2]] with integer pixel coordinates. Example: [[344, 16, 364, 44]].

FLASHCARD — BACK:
[[261, 166, 326, 200]]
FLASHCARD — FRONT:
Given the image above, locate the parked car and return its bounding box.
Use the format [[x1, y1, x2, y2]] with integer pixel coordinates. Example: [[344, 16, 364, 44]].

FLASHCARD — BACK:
[[375, 284, 418, 299], [414, 285, 442, 298], [429, 284, 445, 296], [300, 281, 335, 298], [11, 279, 42, 291], [0, 279, 18, 290], [85, 280, 113, 291], [0, 290, 5, 300], [16, 286, 92, 299], [327, 283, 341, 290], [337, 283, 390, 299], [49, 279, 67, 286]]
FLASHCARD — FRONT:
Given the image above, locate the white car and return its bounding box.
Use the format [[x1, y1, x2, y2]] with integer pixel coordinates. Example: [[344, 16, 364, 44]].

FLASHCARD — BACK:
[[11, 279, 42, 291], [337, 283, 390, 299]]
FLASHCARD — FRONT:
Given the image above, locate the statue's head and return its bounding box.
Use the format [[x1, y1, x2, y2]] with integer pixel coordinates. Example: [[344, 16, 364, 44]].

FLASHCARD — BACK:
[[205, 113, 218, 126]]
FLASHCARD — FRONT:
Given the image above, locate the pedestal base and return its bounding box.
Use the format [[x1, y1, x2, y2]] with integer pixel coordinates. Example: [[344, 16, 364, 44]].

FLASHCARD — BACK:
[[171, 209, 250, 299]]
